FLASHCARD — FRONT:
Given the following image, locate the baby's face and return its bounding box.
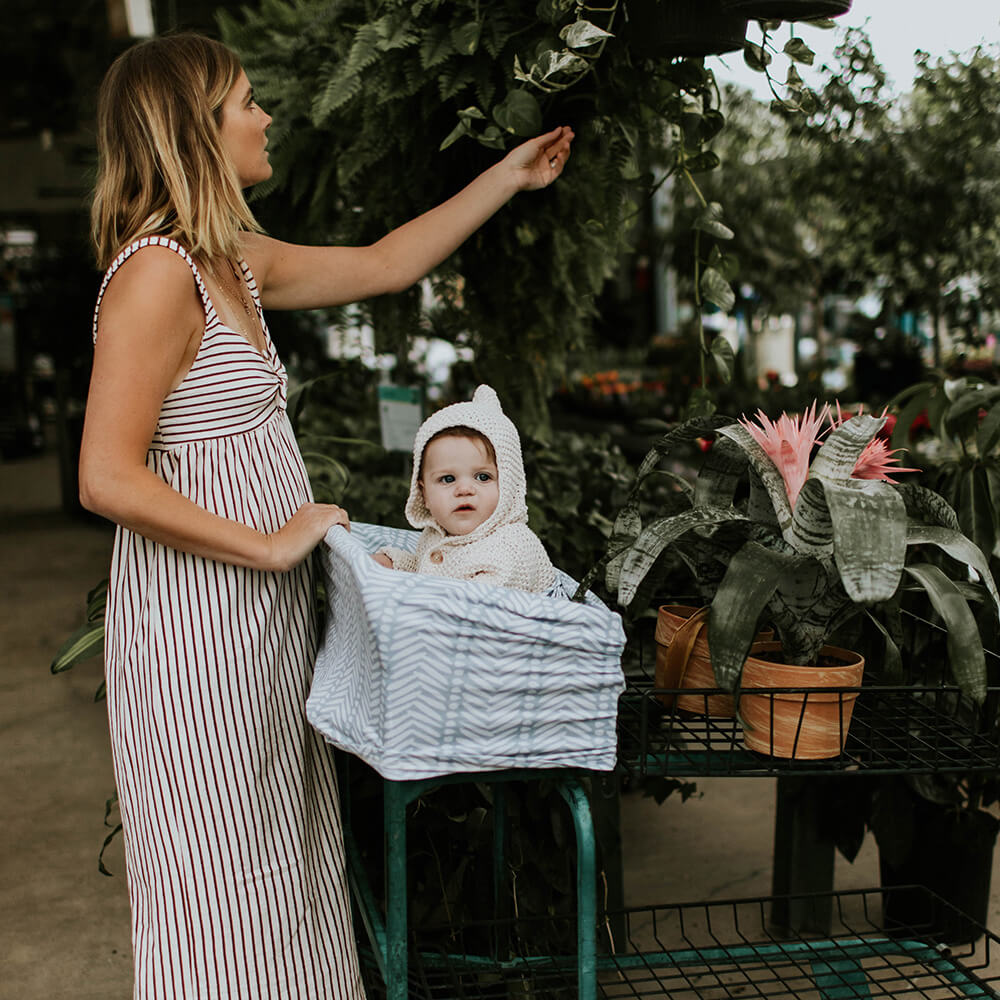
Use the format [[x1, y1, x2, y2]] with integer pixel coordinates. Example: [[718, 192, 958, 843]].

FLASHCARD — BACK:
[[420, 436, 499, 536]]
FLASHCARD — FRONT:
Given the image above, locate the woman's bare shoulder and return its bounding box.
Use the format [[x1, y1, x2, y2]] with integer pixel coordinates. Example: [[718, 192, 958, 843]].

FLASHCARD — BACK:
[[99, 243, 200, 327]]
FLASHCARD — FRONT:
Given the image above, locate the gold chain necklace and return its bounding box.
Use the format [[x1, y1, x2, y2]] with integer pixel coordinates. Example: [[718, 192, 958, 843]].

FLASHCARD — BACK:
[[208, 257, 263, 349]]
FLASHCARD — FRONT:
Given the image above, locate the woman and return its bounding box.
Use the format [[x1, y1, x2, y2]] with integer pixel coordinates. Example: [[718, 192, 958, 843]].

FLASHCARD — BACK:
[[80, 32, 572, 999]]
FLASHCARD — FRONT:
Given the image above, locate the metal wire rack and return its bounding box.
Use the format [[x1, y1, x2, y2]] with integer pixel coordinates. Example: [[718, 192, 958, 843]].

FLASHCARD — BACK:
[[616, 617, 1000, 778], [617, 680, 1000, 778], [360, 888, 1000, 999]]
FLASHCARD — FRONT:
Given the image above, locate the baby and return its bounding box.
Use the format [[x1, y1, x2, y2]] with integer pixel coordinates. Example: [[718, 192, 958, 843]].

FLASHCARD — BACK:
[[374, 385, 556, 593]]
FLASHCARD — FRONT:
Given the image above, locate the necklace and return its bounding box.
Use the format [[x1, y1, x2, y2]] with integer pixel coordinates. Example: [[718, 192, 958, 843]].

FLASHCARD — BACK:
[[208, 256, 263, 349]]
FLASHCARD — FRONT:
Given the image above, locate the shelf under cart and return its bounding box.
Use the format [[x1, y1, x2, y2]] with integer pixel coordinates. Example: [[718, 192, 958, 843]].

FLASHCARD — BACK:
[[363, 888, 1000, 999], [616, 681, 1000, 779]]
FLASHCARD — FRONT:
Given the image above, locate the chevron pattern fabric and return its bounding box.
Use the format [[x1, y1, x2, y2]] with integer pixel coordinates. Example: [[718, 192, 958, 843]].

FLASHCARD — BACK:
[[307, 523, 626, 779]]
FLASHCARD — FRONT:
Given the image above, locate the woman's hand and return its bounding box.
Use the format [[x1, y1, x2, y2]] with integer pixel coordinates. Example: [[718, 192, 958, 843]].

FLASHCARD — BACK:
[[267, 502, 350, 572], [373, 552, 394, 568], [503, 125, 575, 192]]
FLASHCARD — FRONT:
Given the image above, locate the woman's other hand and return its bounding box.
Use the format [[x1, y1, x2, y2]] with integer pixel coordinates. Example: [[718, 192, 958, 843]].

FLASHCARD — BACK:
[[503, 126, 575, 192], [372, 552, 394, 568], [267, 502, 350, 572]]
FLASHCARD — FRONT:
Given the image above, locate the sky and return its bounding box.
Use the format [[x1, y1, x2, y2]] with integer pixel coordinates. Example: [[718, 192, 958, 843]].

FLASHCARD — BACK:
[[711, 1, 1000, 99]]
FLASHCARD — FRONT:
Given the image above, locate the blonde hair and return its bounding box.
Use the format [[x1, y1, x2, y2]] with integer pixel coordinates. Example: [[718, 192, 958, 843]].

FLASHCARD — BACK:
[[91, 33, 263, 269]]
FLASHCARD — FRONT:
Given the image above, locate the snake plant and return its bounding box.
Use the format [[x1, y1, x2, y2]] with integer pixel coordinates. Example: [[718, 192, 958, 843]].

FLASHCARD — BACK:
[[604, 405, 1000, 701]]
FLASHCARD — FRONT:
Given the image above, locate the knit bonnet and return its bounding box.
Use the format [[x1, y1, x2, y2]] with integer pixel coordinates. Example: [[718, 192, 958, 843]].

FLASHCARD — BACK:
[[405, 385, 528, 535]]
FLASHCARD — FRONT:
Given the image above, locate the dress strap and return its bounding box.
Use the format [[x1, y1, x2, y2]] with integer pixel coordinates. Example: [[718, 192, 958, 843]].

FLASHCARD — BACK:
[[92, 236, 217, 344]]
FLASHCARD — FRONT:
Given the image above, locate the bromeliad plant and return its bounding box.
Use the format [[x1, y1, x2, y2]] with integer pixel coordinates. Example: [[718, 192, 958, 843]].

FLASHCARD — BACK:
[[589, 402, 1000, 702]]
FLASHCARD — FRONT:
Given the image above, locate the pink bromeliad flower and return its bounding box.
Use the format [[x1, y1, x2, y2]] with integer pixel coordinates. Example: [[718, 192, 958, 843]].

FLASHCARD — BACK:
[[740, 402, 830, 508], [741, 402, 918, 508]]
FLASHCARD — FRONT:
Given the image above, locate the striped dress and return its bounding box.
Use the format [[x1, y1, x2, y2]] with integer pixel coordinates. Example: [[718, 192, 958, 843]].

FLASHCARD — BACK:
[[94, 237, 366, 1000]]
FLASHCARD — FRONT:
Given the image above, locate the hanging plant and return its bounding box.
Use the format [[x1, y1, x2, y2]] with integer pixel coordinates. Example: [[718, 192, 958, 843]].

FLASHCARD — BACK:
[[620, 0, 747, 60], [221, 0, 745, 428], [720, 0, 852, 20]]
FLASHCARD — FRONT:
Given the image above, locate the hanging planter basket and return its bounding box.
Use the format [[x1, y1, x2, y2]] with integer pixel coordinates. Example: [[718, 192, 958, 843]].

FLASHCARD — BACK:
[[624, 0, 748, 59], [738, 641, 864, 760], [719, 0, 852, 21], [653, 604, 772, 718]]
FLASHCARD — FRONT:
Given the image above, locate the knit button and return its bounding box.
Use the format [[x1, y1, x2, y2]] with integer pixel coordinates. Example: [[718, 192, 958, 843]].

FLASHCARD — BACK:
[[430, 550, 444, 564]]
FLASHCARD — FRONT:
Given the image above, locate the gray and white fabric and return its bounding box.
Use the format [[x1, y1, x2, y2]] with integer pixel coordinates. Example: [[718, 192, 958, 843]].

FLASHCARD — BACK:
[[308, 522, 626, 780]]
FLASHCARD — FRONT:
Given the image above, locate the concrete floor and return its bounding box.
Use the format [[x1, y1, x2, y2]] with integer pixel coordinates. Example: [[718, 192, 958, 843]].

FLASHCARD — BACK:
[[3, 450, 998, 998]]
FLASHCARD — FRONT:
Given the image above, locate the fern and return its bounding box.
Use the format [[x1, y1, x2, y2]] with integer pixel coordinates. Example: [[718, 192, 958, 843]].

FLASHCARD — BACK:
[[220, 0, 733, 433]]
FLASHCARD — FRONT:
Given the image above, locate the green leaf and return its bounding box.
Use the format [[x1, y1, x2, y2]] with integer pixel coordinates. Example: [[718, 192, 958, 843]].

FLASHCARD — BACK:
[[478, 125, 506, 150], [98, 822, 123, 877], [743, 42, 771, 72], [451, 21, 481, 55], [785, 64, 804, 90], [788, 478, 835, 559], [710, 335, 735, 385], [890, 383, 933, 451], [492, 89, 543, 136], [864, 610, 904, 682], [709, 541, 799, 690], [895, 483, 960, 531], [440, 119, 472, 151], [906, 523, 1000, 618], [810, 413, 884, 481], [618, 506, 749, 607], [684, 386, 717, 420], [693, 202, 734, 241], [559, 18, 613, 49], [695, 435, 747, 508], [783, 37, 815, 65], [604, 505, 642, 594], [86, 579, 109, 622], [945, 385, 1000, 431], [904, 563, 987, 703], [635, 415, 732, 482], [818, 479, 906, 603], [977, 401, 1000, 456], [51, 619, 105, 673], [419, 24, 454, 69], [685, 150, 721, 173], [700, 266, 735, 312], [956, 465, 995, 559]]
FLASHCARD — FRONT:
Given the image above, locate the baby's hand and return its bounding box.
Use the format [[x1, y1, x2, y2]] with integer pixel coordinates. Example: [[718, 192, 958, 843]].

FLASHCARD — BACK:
[[373, 552, 393, 568]]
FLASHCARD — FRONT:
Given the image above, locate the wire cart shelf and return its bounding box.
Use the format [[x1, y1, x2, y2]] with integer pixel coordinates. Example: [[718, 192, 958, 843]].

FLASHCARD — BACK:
[[360, 888, 1000, 998], [617, 680, 1000, 779]]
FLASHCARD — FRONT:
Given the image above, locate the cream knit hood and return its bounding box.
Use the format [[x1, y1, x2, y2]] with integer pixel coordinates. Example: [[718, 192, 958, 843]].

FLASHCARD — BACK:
[[405, 384, 528, 539]]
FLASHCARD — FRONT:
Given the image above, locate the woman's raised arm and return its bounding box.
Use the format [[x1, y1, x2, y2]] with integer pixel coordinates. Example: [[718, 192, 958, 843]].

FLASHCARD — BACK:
[[245, 126, 574, 311]]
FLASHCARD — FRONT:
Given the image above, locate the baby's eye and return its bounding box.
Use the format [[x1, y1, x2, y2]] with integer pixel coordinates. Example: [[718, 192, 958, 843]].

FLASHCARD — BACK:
[[475, 472, 493, 482], [439, 474, 455, 484]]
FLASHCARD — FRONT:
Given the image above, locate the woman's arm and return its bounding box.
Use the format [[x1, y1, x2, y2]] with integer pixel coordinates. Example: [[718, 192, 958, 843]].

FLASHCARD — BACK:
[[78, 246, 348, 572], [244, 126, 574, 310]]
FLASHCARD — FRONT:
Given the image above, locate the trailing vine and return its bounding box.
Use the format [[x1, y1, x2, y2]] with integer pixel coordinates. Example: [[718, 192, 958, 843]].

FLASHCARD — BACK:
[[219, 0, 744, 430]]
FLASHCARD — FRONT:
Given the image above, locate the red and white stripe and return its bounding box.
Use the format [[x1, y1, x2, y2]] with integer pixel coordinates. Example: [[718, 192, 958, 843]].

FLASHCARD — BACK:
[[95, 237, 365, 999]]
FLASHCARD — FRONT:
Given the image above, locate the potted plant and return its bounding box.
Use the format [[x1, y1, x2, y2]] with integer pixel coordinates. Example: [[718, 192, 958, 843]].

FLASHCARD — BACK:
[[586, 402, 1000, 758]]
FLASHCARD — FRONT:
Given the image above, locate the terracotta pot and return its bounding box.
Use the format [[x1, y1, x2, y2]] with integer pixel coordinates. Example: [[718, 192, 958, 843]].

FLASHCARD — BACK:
[[654, 604, 773, 718], [719, 0, 851, 19], [624, 0, 748, 59], [739, 641, 864, 759]]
